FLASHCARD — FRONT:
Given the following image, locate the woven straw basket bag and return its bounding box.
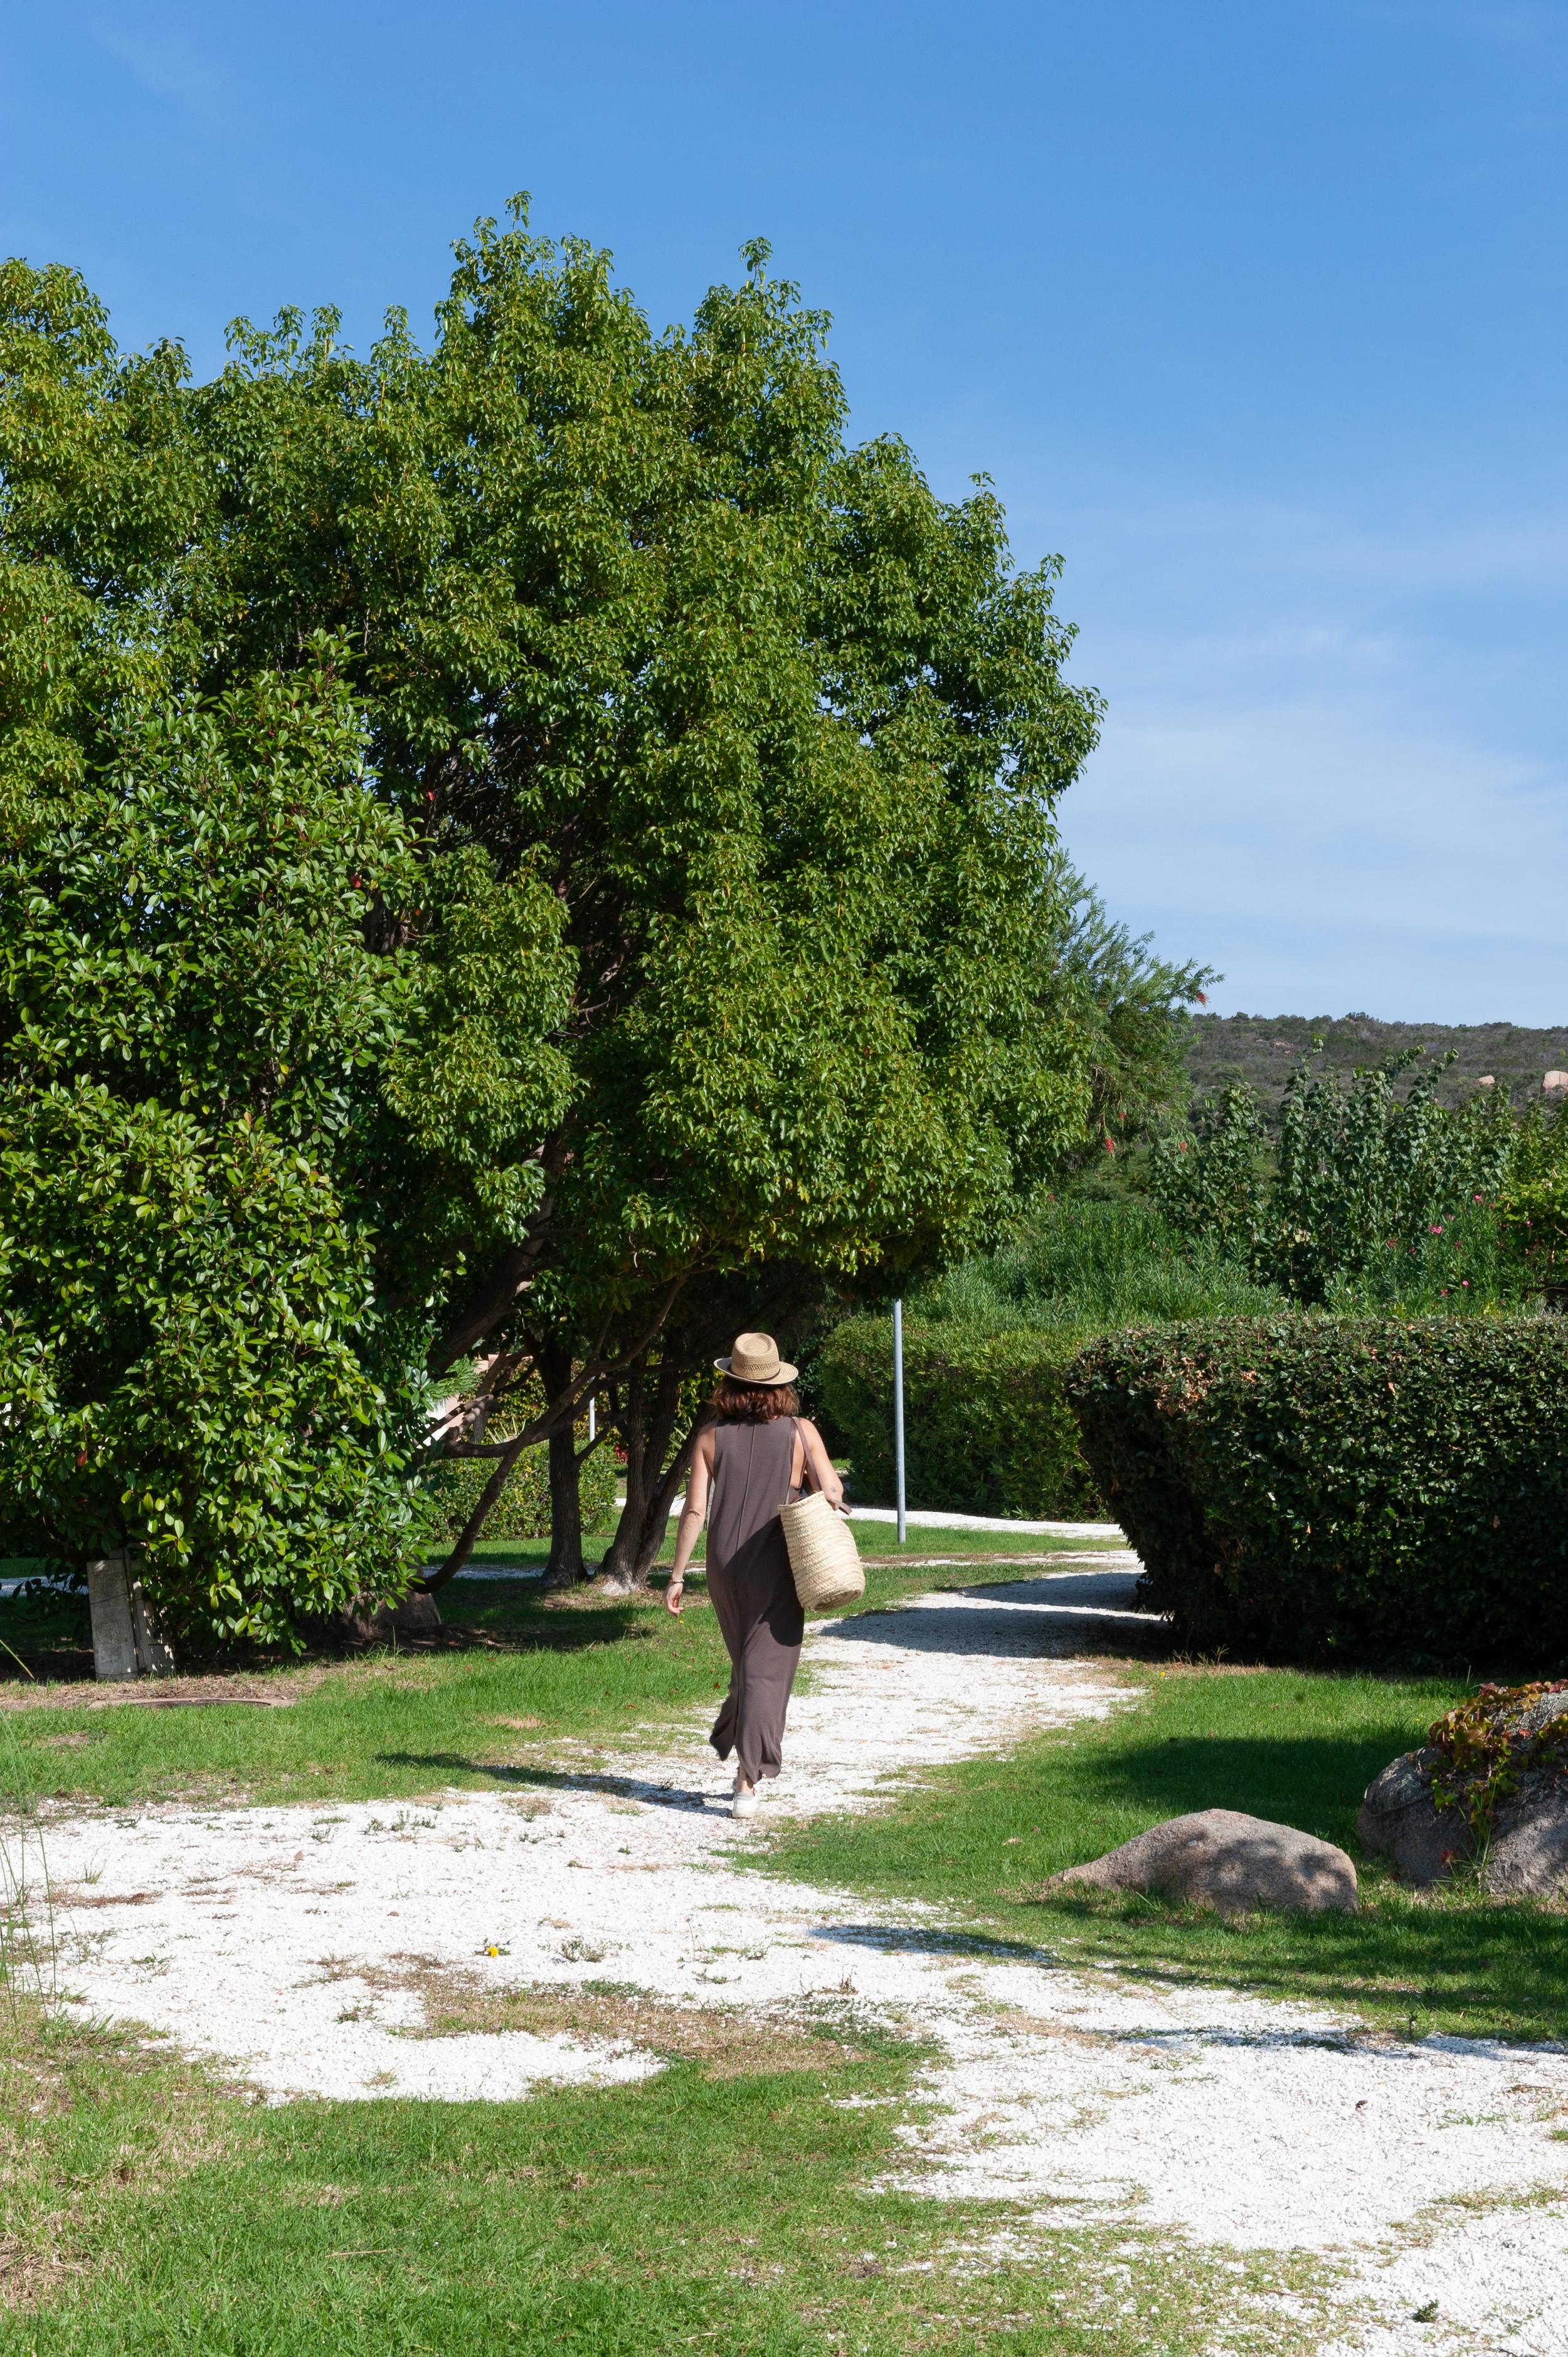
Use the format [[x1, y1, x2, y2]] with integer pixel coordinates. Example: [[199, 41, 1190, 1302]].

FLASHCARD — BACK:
[[780, 1491, 865, 1612]]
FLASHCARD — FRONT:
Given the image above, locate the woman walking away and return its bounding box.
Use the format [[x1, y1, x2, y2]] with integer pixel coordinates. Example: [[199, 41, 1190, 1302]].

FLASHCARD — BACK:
[[666, 1333, 846, 1818]]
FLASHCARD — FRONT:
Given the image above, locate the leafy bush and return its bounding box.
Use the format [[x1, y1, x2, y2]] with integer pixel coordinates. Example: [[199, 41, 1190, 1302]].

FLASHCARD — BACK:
[[0, 674, 428, 1649], [425, 1435, 618, 1546], [817, 1316, 1102, 1518], [1152, 1050, 1520, 1305], [1067, 1316, 1568, 1667]]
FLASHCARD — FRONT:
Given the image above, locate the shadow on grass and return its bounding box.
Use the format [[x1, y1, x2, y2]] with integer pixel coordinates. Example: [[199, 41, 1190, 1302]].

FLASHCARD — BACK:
[[1027, 1882, 1568, 2045], [431, 1594, 670, 1646], [1061, 1728, 1435, 1850]]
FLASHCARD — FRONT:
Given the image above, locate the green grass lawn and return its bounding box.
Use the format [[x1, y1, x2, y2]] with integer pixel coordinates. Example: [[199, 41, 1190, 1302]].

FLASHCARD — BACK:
[[762, 1663, 1568, 2045], [0, 1547, 1110, 1812], [442, 1517, 1120, 1573], [0, 2002, 1332, 2357]]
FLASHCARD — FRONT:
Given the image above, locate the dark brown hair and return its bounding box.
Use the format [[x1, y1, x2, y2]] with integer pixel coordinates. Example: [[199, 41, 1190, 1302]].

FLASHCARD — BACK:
[[709, 1377, 800, 1423]]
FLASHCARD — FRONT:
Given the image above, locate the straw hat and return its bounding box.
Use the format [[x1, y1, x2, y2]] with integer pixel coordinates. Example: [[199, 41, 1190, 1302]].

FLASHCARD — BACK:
[[714, 1331, 798, 1386]]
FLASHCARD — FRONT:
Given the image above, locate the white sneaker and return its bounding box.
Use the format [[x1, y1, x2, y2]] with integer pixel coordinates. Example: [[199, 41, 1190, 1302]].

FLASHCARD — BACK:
[[732, 1781, 759, 1820]]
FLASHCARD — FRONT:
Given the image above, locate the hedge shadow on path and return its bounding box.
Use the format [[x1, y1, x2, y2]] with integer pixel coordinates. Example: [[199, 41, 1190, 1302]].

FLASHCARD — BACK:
[[372, 1754, 727, 1816], [819, 1571, 1172, 1659]]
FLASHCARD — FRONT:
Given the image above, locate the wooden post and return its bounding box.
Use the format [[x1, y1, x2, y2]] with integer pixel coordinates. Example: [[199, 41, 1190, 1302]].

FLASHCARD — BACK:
[[87, 1551, 174, 1679]]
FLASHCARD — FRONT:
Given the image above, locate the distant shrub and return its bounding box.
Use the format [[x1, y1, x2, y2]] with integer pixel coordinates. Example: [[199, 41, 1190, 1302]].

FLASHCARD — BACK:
[[1152, 1048, 1522, 1306], [423, 1434, 618, 1546], [1067, 1316, 1568, 1668], [914, 1195, 1280, 1334], [817, 1317, 1101, 1518]]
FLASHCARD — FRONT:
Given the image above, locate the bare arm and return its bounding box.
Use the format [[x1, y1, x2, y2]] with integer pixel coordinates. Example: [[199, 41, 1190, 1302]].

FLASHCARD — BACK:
[[665, 1429, 714, 1614], [797, 1418, 846, 1512]]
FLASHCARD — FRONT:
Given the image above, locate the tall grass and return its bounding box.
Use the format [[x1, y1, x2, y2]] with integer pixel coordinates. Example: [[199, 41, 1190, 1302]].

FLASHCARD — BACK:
[[0, 1713, 56, 2011], [1327, 1196, 1528, 1315], [910, 1194, 1281, 1336]]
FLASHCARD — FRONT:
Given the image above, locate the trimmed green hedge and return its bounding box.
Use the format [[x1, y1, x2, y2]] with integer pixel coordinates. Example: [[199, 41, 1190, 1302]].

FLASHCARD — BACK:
[[817, 1316, 1103, 1519], [423, 1439, 618, 1546], [1067, 1316, 1568, 1666]]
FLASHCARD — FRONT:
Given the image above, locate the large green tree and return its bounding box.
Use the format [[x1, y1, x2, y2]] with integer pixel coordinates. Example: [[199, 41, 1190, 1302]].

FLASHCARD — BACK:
[[1, 206, 1108, 1609]]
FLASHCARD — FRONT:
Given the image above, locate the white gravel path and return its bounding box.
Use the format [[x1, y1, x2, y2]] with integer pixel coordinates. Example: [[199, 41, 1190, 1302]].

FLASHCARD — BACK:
[[33, 1562, 1568, 2356]]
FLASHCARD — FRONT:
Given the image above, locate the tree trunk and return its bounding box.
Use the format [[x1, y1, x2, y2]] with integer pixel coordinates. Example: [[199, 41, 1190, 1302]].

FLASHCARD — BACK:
[[87, 1550, 175, 1679], [536, 1337, 585, 1588], [598, 1359, 648, 1586], [544, 1428, 584, 1587], [420, 1432, 532, 1592], [612, 1422, 701, 1585], [600, 1351, 702, 1588]]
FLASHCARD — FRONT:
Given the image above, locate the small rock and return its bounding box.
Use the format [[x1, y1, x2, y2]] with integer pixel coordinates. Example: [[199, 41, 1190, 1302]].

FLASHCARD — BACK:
[[1046, 1809, 1359, 1917]]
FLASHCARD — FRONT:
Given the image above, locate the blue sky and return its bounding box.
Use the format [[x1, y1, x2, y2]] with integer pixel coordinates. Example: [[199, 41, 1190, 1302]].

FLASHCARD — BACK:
[[4, 0, 1566, 1022]]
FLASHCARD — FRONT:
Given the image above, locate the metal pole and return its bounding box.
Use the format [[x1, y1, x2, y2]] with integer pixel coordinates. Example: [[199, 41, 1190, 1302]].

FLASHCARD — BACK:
[[893, 1297, 906, 1548], [588, 1395, 596, 1444]]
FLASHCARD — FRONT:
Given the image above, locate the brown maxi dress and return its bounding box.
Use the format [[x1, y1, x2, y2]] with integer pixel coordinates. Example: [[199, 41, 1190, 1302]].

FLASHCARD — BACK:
[[706, 1417, 806, 1786]]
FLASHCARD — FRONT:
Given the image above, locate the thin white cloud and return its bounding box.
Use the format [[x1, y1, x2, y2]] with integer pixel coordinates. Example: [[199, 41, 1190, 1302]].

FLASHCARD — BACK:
[[1040, 490, 1568, 603], [1063, 693, 1568, 1022], [85, 12, 230, 120], [1357, 0, 1568, 54]]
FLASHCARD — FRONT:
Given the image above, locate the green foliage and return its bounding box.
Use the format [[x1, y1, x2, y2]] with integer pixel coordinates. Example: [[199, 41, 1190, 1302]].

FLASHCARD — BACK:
[[0, 260, 203, 816], [1426, 1683, 1568, 1848], [0, 669, 426, 1646], [425, 1431, 618, 1544], [817, 1314, 1101, 1517], [1498, 1177, 1568, 1291], [1153, 1048, 1520, 1305], [1067, 1315, 1568, 1666], [916, 1195, 1280, 1336], [817, 1200, 1275, 1518], [1495, 1096, 1568, 1293], [1046, 863, 1216, 1163], [1322, 1197, 1520, 1316]]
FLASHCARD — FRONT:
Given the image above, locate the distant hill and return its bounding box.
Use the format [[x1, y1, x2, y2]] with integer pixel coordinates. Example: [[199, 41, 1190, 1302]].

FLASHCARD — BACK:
[[1179, 1012, 1568, 1125]]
